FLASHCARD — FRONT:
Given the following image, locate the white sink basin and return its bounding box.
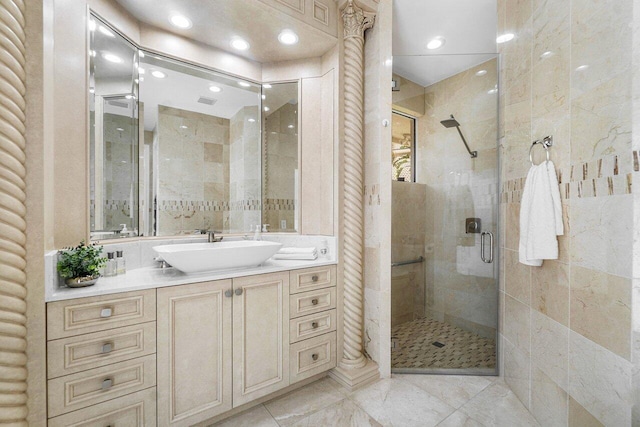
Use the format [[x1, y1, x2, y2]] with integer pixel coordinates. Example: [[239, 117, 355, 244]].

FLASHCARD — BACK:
[[153, 240, 283, 274]]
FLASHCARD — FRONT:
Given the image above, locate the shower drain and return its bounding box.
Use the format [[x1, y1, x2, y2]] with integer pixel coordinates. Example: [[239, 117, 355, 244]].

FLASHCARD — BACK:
[[432, 341, 445, 348]]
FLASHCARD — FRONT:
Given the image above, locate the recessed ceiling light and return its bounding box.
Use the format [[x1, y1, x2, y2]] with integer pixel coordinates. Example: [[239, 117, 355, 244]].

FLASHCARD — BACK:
[[98, 25, 115, 38], [475, 70, 487, 76], [89, 50, 97, 57], [278, 30, 299, 45], [89, 20, 97, 32], [248, 118, 256, 122], [287, 124, 294, 129], [261, 94, 266, 100], [116, 127, 124, 131], [575, 64, 589, 71], [264, 106, 270, 112], [180, 125, 188, 129], [138, 67, 145, 74], [125, 94, 135, 100], [238, 81, 251, 87], [230, 37, 250, 51], [496, 33, 515, 43], [488, 86, 498, 94], [209, 85, 222, 93], [263, 84, 272, 89], [102, 52, 123, 63], [89, 88, 95, 93], [138, 51, 145, 58], [151, 70, 167, 79], [540, 50, 554, 59], [169, 14, 192, 29], [426, 37, 445, 50]]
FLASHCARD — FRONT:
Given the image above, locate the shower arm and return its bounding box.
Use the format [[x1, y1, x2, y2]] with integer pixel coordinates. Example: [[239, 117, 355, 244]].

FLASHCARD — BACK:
[[455, 126, 478, 158]]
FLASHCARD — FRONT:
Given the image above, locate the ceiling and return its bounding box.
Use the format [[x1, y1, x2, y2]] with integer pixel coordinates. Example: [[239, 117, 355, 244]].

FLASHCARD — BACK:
[[392, 0, 497, 87], [114, 0, 338, 63]]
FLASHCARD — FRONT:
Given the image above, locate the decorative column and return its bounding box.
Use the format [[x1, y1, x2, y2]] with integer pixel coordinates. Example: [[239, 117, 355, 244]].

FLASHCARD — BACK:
[[0, 0, 28, 424], [330, 0, 379, 389]]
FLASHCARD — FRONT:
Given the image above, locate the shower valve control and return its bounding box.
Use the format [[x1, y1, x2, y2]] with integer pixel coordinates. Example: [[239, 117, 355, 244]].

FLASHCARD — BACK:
[[465, 218, 481, 234]]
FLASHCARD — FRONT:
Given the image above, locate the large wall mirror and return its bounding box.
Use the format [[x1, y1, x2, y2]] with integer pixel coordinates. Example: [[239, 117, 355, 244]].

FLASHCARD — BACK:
[[89, 13, 299, 240]]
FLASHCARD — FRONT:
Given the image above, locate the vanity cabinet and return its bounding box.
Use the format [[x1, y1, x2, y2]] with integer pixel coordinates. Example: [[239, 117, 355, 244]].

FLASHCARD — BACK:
[[156, 280, 233, 427], [45, 265, 337, 426]]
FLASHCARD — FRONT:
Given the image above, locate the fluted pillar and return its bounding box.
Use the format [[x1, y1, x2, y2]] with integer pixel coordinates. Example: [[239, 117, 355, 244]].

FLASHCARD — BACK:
[[0, 0, 29, 424], [331, 0, 379, 389]]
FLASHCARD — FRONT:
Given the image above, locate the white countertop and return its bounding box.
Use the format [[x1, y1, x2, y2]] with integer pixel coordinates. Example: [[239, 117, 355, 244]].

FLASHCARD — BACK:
[[47, 258, 337, 302]]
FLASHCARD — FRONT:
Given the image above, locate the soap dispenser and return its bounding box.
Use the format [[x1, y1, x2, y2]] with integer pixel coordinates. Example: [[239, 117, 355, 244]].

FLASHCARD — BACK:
[[116, 250, 126, 275], [105, 252, 116, 277], [253, 224, 262, 241], [120, 224, 128, 237]]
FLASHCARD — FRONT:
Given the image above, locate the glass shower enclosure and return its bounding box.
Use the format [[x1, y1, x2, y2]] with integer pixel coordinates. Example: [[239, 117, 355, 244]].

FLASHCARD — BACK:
[[390, 54, 499, 374]]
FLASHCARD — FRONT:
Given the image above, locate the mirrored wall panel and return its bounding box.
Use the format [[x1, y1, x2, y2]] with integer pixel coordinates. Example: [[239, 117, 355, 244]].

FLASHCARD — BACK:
[[89, 14, 139, 239], [262, 82, 298, 232]]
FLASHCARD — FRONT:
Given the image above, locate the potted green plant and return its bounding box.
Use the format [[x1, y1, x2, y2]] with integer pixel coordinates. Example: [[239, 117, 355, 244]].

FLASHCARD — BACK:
[[57, 241, 107, 287]]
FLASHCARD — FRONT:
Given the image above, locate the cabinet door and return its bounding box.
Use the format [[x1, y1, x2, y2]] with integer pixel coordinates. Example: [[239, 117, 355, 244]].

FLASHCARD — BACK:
[[233, 272, 290, 406], [157, 280, 232, 427]]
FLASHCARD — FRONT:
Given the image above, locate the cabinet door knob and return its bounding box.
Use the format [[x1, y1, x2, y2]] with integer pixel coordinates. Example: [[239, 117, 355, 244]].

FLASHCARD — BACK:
[[100, 307, 113, 318], [235, 288, 243, 296], [224, 290, 233, 298], [311, 322, 319, 329], [311, 275, 319, 282], [102, 377, 113, 390], [311, 353, 319, 361], [102, 342, 113, 354], [311, 298, 319, 305]]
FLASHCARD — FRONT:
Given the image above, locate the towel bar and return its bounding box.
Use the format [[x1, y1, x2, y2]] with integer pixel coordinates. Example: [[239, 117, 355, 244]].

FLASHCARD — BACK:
[[391, 256, 424, 267]]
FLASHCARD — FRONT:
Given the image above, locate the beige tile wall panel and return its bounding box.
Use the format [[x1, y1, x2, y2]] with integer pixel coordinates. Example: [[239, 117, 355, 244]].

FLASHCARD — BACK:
[[289, 331, 337, 383], [289, 287, 337, 318], [47, 354, 156, 418], [46, 290, 156, 340], [156, 280, 232, 427], [289, 309, 337, 343], [0, 0, 28, 424], [47, 387, 156, 427], [47, 322, 156, 379], [233, 272, 290, 407], [300, 71, 335, 235], [289, 265, 336, 294]]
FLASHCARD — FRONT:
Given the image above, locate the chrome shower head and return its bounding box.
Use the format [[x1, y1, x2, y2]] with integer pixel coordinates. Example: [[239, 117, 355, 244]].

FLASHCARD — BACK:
[[440, 115, 460, 128]]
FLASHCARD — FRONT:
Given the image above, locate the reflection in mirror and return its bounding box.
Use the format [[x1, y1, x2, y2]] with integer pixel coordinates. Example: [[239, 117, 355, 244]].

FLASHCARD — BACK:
[[89, 14, 139, 240], [262, 82, 298, 232], [138, 53, 261, 236]]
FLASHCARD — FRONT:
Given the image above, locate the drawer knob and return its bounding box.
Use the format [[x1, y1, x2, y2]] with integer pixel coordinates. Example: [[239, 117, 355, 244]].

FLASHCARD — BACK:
[[311, 275, 319, 282], [312, 353, 319, 361], [100, 307, 113, 318], [311, 321, 319, 329], [101, 342, 113, 354], [235, 288, 243, 296], [102, 377, 113, 390], [311, 298, 319, 305], [224, 290, 233, 298]]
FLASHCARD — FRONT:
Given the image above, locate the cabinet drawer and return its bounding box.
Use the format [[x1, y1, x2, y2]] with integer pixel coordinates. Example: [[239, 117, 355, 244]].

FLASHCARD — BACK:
[[48, 355, 156, 418], [47, 290, 156, 340], [289, 332, 336, 383], [47, 322, 156, 379], [289, 266, 335, 294], [48, 387, 156, 427], [289, 287, 336, 319], [289, 310, 336, 343]]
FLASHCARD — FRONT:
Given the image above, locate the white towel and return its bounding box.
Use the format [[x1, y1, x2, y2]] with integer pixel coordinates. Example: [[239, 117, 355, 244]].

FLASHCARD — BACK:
[[519, 161, 563, 266], [272, 247, 318, 260]]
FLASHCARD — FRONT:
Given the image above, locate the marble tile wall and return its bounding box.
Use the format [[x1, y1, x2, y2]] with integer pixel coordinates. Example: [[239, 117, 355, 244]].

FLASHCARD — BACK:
[[416, 59, 499, 340], [155, 105, 230, 235], [498, 0, 636, 425]]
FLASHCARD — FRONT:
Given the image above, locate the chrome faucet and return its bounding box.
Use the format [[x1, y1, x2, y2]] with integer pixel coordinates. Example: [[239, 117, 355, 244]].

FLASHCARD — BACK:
[[207, 230, 223, 243]]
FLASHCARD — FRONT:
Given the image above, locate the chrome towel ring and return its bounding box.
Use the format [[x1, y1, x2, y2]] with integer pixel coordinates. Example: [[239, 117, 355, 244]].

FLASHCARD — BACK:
[[529, 136, 553, 166]]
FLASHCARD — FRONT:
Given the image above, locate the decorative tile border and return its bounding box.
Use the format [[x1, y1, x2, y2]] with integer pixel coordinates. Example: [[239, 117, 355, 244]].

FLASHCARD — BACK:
[[155, 199, 295, 212], [501, 150, 639, 203]]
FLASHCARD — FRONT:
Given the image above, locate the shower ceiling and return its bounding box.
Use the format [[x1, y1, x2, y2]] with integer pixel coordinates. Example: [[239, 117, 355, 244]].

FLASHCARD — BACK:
[[392, 0, 497, 86]]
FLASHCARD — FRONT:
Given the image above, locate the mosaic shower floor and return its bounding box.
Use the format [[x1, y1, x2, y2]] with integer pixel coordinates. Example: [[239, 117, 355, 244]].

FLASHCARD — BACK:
[[391, 317, 496, 370]]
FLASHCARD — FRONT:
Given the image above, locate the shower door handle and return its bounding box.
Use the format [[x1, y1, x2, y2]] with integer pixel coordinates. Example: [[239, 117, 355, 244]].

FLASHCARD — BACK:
[[481, 231, 494, 264]]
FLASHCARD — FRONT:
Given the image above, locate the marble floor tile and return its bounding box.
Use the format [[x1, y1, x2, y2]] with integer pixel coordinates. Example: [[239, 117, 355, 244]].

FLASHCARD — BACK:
[[435, 410, 485, 426], [263, 378, 348, 425], [395, 374, 494, 409], [212, 404, 278, 427], [350, 378, 456, 427], [290, 398, 382, 427], [457, 380, 540, 426]]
